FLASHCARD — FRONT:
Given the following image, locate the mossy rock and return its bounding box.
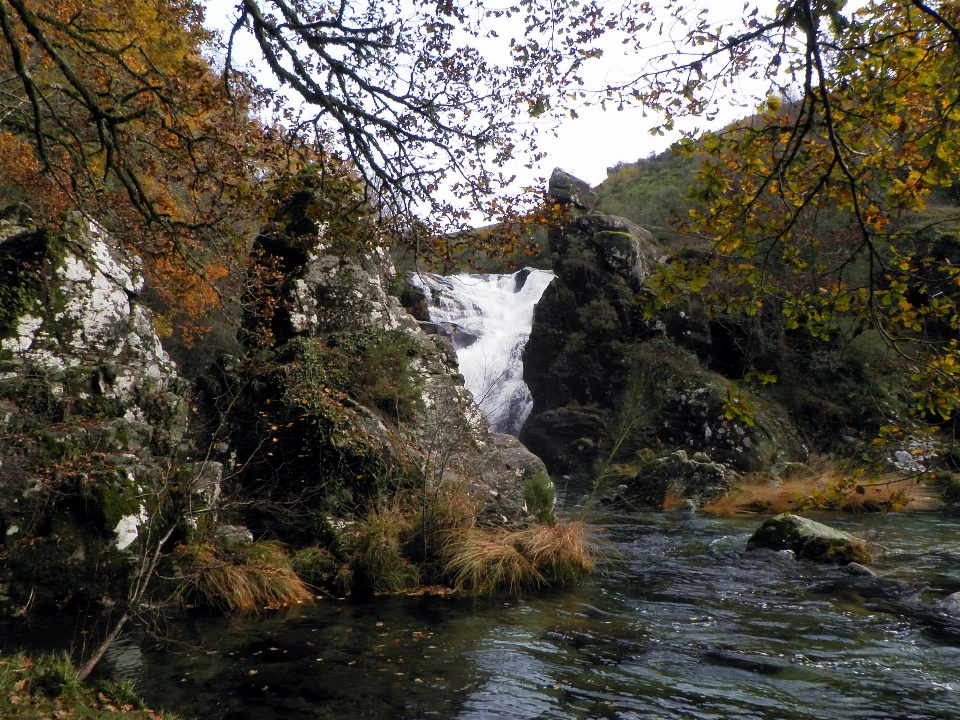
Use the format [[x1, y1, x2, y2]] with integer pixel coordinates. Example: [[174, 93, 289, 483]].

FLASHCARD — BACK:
[[85, 478, 141, 535], [747, 513, 873, 565], [4, 519, 128, 611]]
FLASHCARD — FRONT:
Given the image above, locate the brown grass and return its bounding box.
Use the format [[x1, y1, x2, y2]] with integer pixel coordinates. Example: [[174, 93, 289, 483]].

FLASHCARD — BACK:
[[445, 530, 545, 595], [175, 540, 313, 612], [515, 521, 596, 581], [702, 457, 920, 515], [445, 520, 597, 595]]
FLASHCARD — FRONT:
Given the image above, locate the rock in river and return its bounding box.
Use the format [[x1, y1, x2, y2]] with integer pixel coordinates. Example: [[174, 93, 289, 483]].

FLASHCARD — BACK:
[[747, 514, 873, 564]]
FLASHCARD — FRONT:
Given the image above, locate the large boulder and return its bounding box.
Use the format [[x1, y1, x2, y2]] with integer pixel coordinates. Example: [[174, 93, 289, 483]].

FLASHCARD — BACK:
[[518, 406, 606, 475], [747, 514, 873, 564], [520, 170, 808, 477], [627, 450, 736, 508]]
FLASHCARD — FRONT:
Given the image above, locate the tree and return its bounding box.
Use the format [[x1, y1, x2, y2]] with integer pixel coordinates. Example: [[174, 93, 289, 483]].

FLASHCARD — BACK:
[[608, 0, 960, 437], [0, 0, 621, 287], [0, 0, 286, 340]]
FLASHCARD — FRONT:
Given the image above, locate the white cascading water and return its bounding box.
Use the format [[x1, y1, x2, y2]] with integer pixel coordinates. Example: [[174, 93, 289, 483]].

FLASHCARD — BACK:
[[409, 268, 554, 436]]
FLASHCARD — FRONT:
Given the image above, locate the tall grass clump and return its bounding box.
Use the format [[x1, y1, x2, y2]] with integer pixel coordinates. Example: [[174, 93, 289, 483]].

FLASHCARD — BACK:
[[445, 530, 545, 595], [292, 546, 337, 589], [350, 505, 420, 594], [410, 483, 477, 569], [445, 521, 597, 595], [175, 539, 313, 612], [516, 521, 596, 581]]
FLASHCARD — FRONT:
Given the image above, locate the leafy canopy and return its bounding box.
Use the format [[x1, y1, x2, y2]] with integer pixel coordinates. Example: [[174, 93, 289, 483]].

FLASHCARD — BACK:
[[613, 0, 960, 432]]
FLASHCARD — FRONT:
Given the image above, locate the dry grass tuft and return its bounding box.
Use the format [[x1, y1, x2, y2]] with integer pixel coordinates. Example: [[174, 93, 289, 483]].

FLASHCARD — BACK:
[[445, 530, 545, 595], [516, 521, 596, 581], [445, 520, 597, 595], [703, 456, 919, 515], [175, 540, 313, 612]]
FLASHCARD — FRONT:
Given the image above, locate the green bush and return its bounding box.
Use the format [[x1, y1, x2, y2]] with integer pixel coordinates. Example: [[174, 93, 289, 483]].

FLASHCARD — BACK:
[[523, 471, 556, 524]]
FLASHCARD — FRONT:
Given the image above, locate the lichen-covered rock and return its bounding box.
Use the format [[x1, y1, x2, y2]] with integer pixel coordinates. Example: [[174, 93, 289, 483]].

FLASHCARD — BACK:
[[747, 514, 873, 564], [0, 217, 178, 416], [0, 218, 196, 612]]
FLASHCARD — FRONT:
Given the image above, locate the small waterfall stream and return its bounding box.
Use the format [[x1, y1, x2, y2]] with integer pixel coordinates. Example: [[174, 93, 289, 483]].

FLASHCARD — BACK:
[[409, 268, 554, 436]]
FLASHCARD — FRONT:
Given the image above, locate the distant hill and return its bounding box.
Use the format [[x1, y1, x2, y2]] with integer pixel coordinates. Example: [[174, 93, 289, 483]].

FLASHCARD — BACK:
[[594, 148, 702, 248]]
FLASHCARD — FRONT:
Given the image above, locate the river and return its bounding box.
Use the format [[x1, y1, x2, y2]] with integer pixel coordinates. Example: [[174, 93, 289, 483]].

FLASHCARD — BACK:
[[85, 509, 960, 720]]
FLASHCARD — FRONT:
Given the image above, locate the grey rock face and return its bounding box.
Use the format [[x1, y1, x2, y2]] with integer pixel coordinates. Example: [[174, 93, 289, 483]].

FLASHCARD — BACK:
[[0, 219, 199, 610], [0, 220, 178, 416], [234, 239, 543, 527], [521, 170, 807, 478], [519, 406, 606, 475]]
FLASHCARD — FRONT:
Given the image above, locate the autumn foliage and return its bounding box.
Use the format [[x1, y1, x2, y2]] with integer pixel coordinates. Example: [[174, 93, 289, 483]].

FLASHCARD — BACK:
[[626, 0, 960, 434]]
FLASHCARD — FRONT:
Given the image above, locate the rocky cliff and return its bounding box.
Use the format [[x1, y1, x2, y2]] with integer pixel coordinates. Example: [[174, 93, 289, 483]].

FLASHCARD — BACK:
[[520, 170, 809, 505], [0, 195, 555, 612], [0, 216, 199, 611]]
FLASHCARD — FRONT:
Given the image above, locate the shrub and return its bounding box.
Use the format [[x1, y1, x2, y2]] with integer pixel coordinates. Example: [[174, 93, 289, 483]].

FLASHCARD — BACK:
[[522, 471, 556, 524]]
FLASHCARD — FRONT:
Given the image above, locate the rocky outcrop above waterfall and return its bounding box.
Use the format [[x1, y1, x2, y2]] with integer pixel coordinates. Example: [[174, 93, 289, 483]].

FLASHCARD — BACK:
[[212, 202, 542, 546], [0, 217, 203, 611], [520, 170, 809, 486]]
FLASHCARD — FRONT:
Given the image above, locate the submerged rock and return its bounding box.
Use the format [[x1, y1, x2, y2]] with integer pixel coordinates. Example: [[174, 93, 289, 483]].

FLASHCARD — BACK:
[[938, 592, 960, 615], [747, 514, 873, 564]]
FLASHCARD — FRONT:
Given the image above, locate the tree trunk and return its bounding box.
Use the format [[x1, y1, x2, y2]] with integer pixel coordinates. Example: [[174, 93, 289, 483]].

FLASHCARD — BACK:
[[76, 612, 129, 681]]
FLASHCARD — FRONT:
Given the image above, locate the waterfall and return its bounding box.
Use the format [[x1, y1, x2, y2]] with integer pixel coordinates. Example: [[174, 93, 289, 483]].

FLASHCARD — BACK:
[[410, 268, 554, 436]]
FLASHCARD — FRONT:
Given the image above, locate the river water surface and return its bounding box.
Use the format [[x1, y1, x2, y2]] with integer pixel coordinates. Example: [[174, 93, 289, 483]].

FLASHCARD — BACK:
[[90, 510, 960, 720]]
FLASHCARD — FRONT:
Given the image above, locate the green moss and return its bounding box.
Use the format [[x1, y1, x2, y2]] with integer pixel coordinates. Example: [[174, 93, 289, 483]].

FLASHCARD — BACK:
[[86, 478, 141, 534], [0, 229, 48, 341], [5, 520, 128, 611]]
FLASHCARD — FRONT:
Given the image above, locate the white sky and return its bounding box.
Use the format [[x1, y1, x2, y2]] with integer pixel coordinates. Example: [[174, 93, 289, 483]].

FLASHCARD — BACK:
[[200, 0, 794, 189]]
